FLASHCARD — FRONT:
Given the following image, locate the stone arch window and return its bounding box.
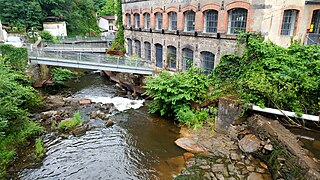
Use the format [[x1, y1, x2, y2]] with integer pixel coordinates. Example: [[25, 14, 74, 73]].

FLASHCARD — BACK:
[[168, 12, 177, 31], [184, 11, 195, 32], [126, 14, 131, 28], [135, 40, 141, 57], [204, 10, 218, 33], [182, 48, 193, 71], [155, 12, 163, 30], [144, 41, 151, 61], [281, 9, 299, 36], [127, 38, 132, 56], [134, 13, 140, 28], [144, 13, 150, 29], [228, 8, 247, 34], [200, 51, 215, 74], [167, 46, 177, 69]]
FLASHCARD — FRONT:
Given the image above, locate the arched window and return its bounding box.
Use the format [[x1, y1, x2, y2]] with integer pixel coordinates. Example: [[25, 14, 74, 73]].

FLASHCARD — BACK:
[[204, 10, 218, 33], [168, 12, 177, 30], [144, 13, 150, 29], [134, 13, 140, 28], [127, 38, 132, 56], [135, 40, 141, 57], [228, 8, 247, 34], [182, 48, 193, 71], [200, 51, 215, 74], [126, 14, 131, 28], [144, 42, 151, 61], [155, 12, 163, 30], [184, 11, 195, 32], [281, 9, 299, 36], [167, 46, 176, 69]]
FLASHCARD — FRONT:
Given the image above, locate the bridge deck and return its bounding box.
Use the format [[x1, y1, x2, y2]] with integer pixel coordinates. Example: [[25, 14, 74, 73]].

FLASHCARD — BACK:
[[29, 51, 153, 75]]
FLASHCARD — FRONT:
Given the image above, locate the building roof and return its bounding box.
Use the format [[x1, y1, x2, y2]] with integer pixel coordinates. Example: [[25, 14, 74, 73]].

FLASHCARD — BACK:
[[100, 16, 115, 20]]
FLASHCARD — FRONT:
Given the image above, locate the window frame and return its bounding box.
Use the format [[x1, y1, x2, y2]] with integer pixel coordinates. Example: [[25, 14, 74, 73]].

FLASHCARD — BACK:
[[144, 42, 151, 61], [182, 48, 193, 71], [204, 10, 218, 33], [184, 11, 195, 32], [144, 13, 150, 29], [167, 46, 177, 70], [135, 40, 141, 57], [168, 12, 177, 31], [281, 9, 298, 36], [200, 51, 215, 74], [227, 8, 247, 34], [134, 13, 140, 28], [155, 12, 163, 30], [127, 38, 132, 56], [126, 14, 131, 28]]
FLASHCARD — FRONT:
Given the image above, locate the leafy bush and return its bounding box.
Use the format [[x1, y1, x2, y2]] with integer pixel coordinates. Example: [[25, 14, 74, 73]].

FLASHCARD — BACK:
[[35, 138, 45, 159], [40, 30, 54, 41], [58, 111, 82, 130], [0, 44, 28, 71], [214, 36, 320, 115], [51, 67, 75, 85]]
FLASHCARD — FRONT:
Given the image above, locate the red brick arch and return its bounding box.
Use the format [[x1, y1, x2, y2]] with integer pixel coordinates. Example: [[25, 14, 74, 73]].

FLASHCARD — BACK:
[[226, 1, 250, 11], [201, 4, 220, 12], [154, 8, 164, 14], [132, 9, 140, 14], [182, 5, 197, 13], [278, 6, 303, 35], [166, 6, 178, 13], [142, 8, 151, 15]]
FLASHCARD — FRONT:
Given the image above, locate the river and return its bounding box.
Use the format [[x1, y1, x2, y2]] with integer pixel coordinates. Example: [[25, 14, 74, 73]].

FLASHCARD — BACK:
[[16, 73, 185, 180]]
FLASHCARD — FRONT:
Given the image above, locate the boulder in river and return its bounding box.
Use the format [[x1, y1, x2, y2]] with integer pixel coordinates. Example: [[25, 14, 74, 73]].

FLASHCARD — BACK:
[[175, 137, 207, 153]]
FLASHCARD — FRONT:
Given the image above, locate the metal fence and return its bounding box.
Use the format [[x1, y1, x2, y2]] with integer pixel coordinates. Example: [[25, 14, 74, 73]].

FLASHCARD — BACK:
[[28, 50, 153, 69]]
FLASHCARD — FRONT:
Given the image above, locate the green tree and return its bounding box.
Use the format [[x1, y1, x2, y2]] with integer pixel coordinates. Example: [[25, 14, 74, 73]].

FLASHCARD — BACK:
[[98, 0, 115, 15]]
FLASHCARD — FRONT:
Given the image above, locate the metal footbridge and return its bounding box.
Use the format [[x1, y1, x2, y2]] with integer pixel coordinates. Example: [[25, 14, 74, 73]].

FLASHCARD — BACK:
[[29, 50, 153, 75]]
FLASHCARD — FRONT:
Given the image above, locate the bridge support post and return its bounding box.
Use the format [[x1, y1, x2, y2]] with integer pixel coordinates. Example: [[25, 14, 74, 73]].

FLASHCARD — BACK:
[[39, 64, 51, 81]]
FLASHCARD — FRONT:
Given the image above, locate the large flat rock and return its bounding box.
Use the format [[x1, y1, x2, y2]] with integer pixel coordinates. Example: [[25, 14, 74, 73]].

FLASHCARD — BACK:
[[175, 137, 207, 153]]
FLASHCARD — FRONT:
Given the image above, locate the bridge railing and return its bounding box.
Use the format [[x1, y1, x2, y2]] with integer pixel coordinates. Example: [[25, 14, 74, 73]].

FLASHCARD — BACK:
[[28, 50, 153, 69], [58, 36, 114, 43]]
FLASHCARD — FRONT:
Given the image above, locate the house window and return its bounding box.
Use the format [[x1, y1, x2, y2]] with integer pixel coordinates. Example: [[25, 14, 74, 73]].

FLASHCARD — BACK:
[[144, 42, 151, 61], [167, 46, 176, 69], [204, 10, 218, 33], [155, 12, 163, 30], [182, 48, 193, 71], [168, 12, 177, 30], [109, 26, 113, 30], [126, 14, 131, 28], [127, 38, 132, 56], [144, 13, 150, 29], [134, 13, 140, 28], [228, 8, 247, 34], [135, 40, 141, 57], [200, 51, 215, 74], [184, 11, 195, 32], [281, 10, 298, 36]]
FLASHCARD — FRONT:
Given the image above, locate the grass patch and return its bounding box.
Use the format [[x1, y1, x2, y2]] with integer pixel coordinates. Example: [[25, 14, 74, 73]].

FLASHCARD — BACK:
[[58, 111, 82, 130], [35, 138, 45, 159]]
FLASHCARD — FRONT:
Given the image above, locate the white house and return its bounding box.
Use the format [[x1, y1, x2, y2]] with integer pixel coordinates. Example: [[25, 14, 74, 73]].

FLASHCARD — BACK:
[[43, 21, 67, 37], [0, 22, 8, 43], [98, 16, 117, 36]]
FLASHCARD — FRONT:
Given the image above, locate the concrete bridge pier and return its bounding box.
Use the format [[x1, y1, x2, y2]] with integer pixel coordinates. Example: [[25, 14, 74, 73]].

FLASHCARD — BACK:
[[31, 64, 52, 87]]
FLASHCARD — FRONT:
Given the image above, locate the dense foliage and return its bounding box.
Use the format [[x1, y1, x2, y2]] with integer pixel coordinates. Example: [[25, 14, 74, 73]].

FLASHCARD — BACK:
[[0, 45, 28, 71], [0, 57, 43, 178], [145, 35, 320, 127], [215, 36, 320, 115], [110, 0, 125, 52], [0, 0, 100, 35], [51, 67, 76, 84]]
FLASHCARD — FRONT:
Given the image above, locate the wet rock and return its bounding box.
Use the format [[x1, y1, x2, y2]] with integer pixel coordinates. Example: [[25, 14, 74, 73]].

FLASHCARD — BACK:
[[200, 165, 211, 170], [239, 134, 261, 153], [259, 162, 268, 169], [87, 119, 105, 130], [215, 173, 225, 180], [211, 164, 225, 173], [230, 152, 241, 161], [312, 140, 320, 150], [174, 137, 207, 153], [263, 144, 273, 151], [227, 164, 235, 172], [183, 152, 194, 161], [256, 167, 265, 173], [105, 120, 114, 127], [247, 172, 264, 180], [72, 124, 88, 136], [46, 95, 65, 107], [246, 165, 255, 172]]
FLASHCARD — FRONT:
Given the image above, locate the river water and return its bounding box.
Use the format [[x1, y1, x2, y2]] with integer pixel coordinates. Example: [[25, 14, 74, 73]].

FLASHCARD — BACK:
[[17, 73, 185, 180]]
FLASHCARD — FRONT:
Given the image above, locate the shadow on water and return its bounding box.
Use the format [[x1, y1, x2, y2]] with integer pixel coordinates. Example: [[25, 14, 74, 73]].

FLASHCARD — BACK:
[[17, 72, 185, 180]]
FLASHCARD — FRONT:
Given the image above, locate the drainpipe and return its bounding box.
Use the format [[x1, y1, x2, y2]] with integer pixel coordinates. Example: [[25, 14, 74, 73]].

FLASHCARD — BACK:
[[250, 105, 319, 122]]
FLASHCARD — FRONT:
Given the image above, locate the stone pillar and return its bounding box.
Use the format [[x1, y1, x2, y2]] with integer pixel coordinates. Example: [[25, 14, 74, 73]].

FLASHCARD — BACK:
[[39, 64, 51, 80], [215, 96, 244, 134]]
